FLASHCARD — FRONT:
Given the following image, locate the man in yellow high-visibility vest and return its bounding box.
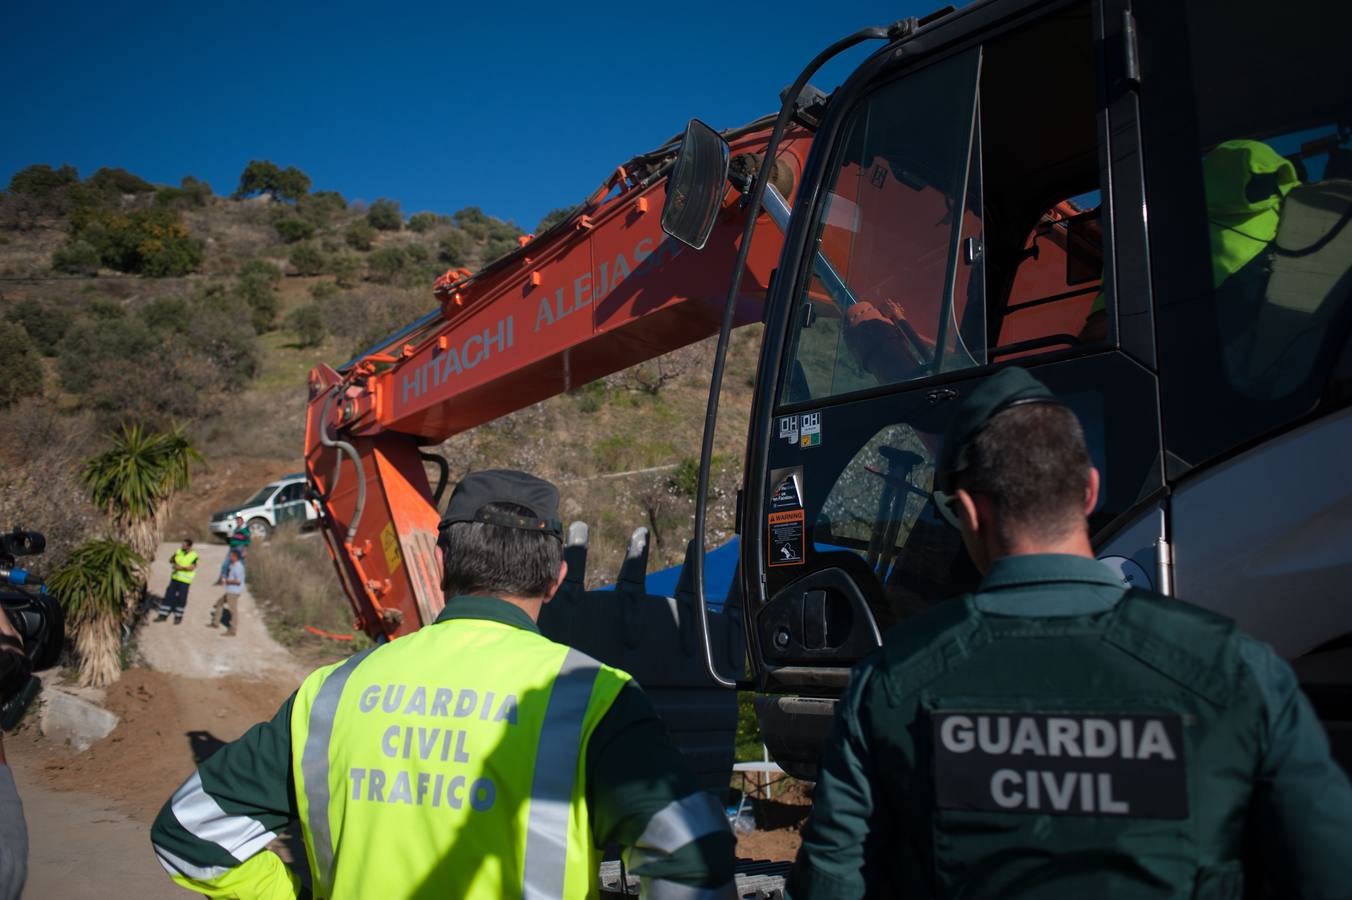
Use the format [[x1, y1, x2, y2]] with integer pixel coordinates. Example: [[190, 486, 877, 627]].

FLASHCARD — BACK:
[[156, 538, 199, 625], [151, 469, 735, 898]]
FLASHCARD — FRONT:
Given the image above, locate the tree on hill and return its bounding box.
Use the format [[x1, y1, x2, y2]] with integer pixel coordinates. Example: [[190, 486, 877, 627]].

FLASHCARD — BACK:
[[536, 206, 576, 233], [85, 167, 155, 195], [7, 163, 79, 197], [367, 198, 402, 231], [233, 160, 312, 203]]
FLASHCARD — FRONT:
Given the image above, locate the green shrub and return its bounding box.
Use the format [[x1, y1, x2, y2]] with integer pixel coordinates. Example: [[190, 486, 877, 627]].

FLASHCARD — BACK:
[[235, 267, 281, 333], [405, 242, 429, 264], [86, 299, 125, 320], [139, 296, 189, 333], [274, 215, 315, 243], [289, 242, 327, 277], [366, 198, 402, 231], [486, 219, 523, 243], [85, 167, 154, 195], [0, 321, 43, 408], [330, 253, 362, 288], [8, 163, 79, 197], [285, 303, 327, 348], [571, 381, 606, 414], [407, 212, 438, 233], [229, 264, 284, 330], [183, 294, 260, 385], [239, 259, 282, 284], [52, 239, 102, 275], [438, 228, 473, 266], [671, 457, 701, 497], [481, 236, 518, 265], [70, 207, 203, 276], [155, 175, 212, 209], [309, 280, 339, 301], [536, 206, 575, 233], [345, 221, 375, 251], [367, 245, 407, 282], [297, 190, 346, 226], [452, 206, 489, 228], [6, 300, 68, 355]]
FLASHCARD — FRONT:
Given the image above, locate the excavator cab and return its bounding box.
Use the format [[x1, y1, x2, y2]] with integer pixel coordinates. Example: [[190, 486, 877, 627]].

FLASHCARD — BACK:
[[665, 0, 1352, 777]]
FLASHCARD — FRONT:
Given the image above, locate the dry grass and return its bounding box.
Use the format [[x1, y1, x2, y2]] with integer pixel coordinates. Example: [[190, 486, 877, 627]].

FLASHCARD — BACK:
[[247, 525, 363, 650]]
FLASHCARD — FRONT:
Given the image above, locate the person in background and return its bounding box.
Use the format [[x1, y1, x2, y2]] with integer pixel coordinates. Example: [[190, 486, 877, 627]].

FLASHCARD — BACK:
[[218, 517, 250, 584], [788, 367, 1352, 898], [152, 469, 734, 898], [207, 549, 245, 637], [156, 538, 198, 625], [0, 606, 28, 900]]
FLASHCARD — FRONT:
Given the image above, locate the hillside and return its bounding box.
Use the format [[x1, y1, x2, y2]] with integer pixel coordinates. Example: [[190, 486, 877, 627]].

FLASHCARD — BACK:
[[0, 162, 759, 644]]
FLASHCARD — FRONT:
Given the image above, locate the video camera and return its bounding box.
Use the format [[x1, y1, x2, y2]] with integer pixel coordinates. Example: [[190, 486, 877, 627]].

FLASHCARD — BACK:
[[0, 527, 65, 730]]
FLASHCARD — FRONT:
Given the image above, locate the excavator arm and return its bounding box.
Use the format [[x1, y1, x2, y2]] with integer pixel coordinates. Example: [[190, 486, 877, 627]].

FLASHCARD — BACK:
[[304, 117, 815, 639]]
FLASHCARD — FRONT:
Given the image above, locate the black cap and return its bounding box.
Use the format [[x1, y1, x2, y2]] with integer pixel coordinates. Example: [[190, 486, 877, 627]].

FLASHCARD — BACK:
[[439, 469, 562, 537], [932, 367, 1062, 528]]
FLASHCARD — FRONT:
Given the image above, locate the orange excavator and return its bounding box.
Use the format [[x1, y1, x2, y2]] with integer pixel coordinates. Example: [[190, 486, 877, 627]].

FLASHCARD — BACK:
[[307, 0, 1352, 791], [303, 116, 818, 640]]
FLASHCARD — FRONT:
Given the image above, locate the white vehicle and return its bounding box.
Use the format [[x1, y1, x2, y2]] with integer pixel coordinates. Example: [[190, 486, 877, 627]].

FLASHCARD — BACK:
[[208, 474, 318, 541]]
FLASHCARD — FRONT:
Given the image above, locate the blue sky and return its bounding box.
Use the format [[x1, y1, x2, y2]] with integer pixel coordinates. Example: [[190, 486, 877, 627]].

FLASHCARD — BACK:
[[1, 0, 937, 231]]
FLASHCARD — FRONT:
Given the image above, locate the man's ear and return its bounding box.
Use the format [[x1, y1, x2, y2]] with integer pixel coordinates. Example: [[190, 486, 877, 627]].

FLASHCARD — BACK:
[[1084, 467, 1101, 515], [543, 560, 569, 604], [954, 488, 982, 536]]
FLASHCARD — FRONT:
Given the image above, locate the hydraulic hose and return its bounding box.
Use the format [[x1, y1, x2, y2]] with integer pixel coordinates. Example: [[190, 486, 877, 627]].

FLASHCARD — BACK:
[[319, 389, 367, 544], [691, 20, 915, 689]]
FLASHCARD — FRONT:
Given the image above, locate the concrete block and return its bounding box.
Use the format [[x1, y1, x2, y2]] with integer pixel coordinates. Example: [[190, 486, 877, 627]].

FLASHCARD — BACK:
[[40, 687, 119, 751]]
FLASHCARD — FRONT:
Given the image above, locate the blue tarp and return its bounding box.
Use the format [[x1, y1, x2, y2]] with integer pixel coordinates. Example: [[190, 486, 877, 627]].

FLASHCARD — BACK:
[[596, 537, 741, 612]]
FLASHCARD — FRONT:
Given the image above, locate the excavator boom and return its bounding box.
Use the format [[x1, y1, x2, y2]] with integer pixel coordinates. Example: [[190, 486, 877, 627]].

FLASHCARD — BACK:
[[304, 118, 814, 639]]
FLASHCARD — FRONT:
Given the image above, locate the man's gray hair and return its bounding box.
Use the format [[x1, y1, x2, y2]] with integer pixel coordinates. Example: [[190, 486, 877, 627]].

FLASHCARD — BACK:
[[440, 503, 562, 599]]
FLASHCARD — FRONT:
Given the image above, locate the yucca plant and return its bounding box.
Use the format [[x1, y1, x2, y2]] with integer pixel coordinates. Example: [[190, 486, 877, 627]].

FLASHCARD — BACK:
[[47, 539, 145, 687], [82, 422, 203, 564]]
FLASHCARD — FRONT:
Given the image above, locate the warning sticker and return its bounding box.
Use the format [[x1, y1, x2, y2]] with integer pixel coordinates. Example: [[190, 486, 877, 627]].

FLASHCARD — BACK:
[[800, 411, 822, 448], [380, 521, 404, 575], [768, 509, 806, 567], [778, 415, 800, 446], [769, 467, 804, 513]]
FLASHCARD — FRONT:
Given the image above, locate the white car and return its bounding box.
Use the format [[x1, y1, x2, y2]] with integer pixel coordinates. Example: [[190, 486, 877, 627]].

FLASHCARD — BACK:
[[208, 473, 319, 541]]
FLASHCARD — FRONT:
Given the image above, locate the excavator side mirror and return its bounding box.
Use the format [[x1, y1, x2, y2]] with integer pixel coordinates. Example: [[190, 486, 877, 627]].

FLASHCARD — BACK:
[[661, 119, 730, 250]]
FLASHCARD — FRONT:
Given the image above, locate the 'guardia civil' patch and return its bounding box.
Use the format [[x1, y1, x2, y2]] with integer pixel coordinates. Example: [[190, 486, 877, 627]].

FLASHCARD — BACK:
[[930, 711, 1188, 819]]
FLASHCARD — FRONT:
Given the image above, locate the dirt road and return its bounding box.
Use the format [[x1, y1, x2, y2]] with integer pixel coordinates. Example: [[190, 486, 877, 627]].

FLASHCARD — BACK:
[[7, 540, 312, 898], [138, 539, 304, 682]]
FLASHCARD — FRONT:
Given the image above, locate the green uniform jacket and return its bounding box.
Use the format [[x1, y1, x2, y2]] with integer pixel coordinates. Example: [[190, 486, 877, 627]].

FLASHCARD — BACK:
[[150, 595, 734, 898], [788, 554, 1352, 899]]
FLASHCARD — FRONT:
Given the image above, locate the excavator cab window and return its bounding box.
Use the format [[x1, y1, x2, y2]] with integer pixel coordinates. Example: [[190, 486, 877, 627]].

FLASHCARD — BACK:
[[784, 4, 1106, 406], [785, 48, 986, 402]]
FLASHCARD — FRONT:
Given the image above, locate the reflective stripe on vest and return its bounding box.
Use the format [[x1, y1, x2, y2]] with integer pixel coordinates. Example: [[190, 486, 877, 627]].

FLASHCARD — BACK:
[[171, 549, 199, 584], [290, 617, 629, 899], [522, 648, 601, 898], [300, 648, 375, 894]]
